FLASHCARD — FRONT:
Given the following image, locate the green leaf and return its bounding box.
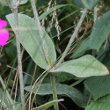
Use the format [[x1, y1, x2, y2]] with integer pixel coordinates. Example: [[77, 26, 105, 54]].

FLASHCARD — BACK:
[[54, 55, 109, 77], [85, 95, 110, 110], [32, 99, 63, 110], [84, 75, 110, 100], [73, 0, 99, 9], [57, 72, 75, 82], [72, 0, 84, 8], [72, 11, 110, 58], [39, 4, 67, 20], [6, 13, 56, 69], [25, 83, 87, 107], [81, 0, 99, 9]]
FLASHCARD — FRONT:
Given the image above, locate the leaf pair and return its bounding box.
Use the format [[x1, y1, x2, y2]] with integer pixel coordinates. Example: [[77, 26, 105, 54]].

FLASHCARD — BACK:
[[6, 9, 109, 78]]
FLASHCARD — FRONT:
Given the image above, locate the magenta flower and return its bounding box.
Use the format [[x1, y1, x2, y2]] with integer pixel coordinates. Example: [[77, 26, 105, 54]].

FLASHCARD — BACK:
[[0, 18, 10, 46]]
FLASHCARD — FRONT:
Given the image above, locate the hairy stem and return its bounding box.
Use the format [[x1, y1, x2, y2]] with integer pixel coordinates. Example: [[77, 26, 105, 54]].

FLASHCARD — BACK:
[[30, 0, 50, 65], [50, 74, 59, 110], [11, 0, 25, 109]]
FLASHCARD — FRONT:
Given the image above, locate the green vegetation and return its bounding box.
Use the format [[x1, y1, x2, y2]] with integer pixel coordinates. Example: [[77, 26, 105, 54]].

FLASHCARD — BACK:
[[0, 0, 110, 110]]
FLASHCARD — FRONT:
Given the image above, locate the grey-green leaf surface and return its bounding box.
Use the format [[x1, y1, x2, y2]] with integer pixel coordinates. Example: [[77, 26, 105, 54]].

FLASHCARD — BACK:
[[85, 95, 110, 110], [72, 11, 110, 58], [6, 13, 56, 69], [84, 75, 110, 100], [54, 55, 109, 77], [81, 0, 99, 9], [25, 83, 87, 107]]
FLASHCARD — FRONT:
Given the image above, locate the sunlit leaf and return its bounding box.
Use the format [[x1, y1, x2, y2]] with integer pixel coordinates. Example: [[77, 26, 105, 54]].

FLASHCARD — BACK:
[[54, 55, 109, 77], [6, 13, 56, 69]]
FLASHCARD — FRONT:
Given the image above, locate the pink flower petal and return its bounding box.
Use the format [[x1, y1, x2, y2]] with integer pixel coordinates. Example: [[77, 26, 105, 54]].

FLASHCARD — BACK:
[[0, 19, 7, 29], [0, 29, 10, 46]]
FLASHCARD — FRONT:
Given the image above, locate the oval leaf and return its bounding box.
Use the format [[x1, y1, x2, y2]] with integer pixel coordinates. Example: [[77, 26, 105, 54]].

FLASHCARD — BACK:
[[25, 83, 87, 107], [6, 13, 56, 69], [54, 55, 109, 77]]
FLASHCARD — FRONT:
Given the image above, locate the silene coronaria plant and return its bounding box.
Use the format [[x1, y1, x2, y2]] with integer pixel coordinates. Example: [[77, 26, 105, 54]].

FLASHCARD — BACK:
[[1, 0, 110, 110]]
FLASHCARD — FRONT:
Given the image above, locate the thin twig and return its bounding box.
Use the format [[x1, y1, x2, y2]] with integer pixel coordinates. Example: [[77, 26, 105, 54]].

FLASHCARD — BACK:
[[55, 9, 88, 67], [28, 65, 37, 109]]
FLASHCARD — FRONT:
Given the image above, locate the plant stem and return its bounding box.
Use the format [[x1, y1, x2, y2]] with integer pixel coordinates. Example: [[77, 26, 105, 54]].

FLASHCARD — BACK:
[[55, 9, 88, 67], [50, 74, 59, 110], [94, 6, 98, 22], [11, 0, 25, 109], [30, 0, 50, 65]]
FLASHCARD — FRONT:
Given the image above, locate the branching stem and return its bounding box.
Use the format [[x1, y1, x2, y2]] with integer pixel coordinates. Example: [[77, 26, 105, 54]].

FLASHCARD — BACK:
[[56, 9, 88, 67], [11, 0, 25, 109]]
